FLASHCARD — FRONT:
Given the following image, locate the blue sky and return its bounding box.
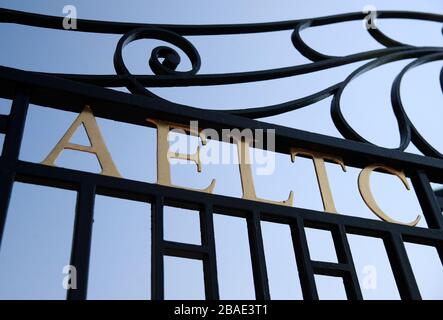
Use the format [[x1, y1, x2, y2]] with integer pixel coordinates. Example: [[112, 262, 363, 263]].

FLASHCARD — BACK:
[[0, 0, 442, 299]]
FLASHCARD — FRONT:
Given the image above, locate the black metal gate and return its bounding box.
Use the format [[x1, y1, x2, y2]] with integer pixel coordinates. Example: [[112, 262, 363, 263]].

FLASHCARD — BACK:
[[0, 8, 442, 300]]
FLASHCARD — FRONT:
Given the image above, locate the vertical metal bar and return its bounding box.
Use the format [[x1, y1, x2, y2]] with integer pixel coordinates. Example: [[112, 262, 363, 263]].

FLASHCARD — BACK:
[[0, 115, 9, 134], [200, 203, 219, 300], [410, 171, 443, 266], [384, 232, 421, 300], [246, 209, 270, 300], [0, 90, 28, 248], [410, 170, 443, 230], [151, 195, 164, 300], [290, 217, 318, 300], [67, 182, 96, 300], [331, 224, 363, 300]]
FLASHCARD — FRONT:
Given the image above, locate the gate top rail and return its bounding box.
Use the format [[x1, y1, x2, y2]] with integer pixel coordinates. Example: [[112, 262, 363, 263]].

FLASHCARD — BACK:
[[1, 7, 443, 34]]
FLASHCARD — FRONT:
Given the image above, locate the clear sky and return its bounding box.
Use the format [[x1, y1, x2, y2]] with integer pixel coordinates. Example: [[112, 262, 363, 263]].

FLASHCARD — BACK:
[[0, 0, 442, 300]]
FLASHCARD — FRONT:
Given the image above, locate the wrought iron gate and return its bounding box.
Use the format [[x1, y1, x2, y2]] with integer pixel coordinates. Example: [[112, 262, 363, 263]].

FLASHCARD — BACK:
[[0, 8, 442, 300]]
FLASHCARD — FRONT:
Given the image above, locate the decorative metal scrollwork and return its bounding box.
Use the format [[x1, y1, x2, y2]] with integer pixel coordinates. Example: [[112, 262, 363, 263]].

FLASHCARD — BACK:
[[114, 27, 201, 97], [1, 8, 443, 157]]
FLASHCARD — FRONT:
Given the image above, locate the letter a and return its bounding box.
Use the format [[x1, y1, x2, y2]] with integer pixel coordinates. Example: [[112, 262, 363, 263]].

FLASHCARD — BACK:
[[41, 105, 121, 177]]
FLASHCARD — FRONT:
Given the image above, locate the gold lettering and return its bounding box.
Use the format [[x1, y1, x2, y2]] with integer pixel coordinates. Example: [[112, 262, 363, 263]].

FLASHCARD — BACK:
[[291, 148, 345, 213], [358, 164, 421, 226], [41, 105, 121, 177], [233, 137, 293, 206], [147, 119, 215, 193]]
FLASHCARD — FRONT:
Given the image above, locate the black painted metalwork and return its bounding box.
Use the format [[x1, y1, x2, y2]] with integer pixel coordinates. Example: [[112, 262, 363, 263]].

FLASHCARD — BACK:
[[0, 7, 442, 300]]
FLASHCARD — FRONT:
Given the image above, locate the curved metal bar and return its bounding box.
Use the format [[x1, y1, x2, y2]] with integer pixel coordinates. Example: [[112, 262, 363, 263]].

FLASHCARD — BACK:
[[440, 62, 443, 93], [391, 52, 443, 158], [227, 83, 340, 119], [46, 46, 408, 87], [290, 10, 443, 65], [1, 8, 442, 35], [291, 21, 337, 62], [366, 11, 410, 48], [368, 26, 407, 48], [113, 27, 201, 97], [331, 48, 443, 151], [291, 11, 416, 63]]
